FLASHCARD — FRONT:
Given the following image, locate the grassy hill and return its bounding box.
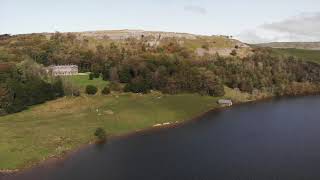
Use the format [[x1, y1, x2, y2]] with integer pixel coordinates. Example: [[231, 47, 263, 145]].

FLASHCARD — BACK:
[[253, 42, 320, 64], [0, 93, 221, 169], [271, 48, 320, 64], [1, 30, 319, 171], [255, 42, 320, 50], [0, 30, 251, 64], [0, 82, 262, 170], [62, 73, 108, 91]]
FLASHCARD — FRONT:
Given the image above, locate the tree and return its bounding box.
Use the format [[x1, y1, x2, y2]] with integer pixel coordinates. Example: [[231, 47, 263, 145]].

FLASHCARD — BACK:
[[94, 127, 107, 142], [93, 72, 100, 78], [85, 85, 98, 95], [202, 44, 209, 50], [118, 66, 132, 83], [109, 82, 123, 92], [239, 80, 253, 93], [230, 49, 237, 56], [124, 76, 150, 93], [52, 77, 64, 97], [89, 73, 94, 80], [101, 86, 111, 95]]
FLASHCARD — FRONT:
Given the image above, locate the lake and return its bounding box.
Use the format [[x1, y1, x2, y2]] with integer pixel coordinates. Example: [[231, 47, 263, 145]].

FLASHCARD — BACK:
[[3, 96, 320, 180]]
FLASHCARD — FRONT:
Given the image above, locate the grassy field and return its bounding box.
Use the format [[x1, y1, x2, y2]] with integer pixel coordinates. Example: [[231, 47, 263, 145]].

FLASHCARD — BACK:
[[62, 73, 108, 91], [183, 36, 236, 50], [0, 93, 223, 170], [271, 48, 320, 64]]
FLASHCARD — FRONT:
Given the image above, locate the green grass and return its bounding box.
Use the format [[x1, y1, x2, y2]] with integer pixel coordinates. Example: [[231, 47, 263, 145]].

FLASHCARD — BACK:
[[0, 93, 222, 170], [62, 73, 108, 90], [271, 48, 320, 64], [183, 36, 236, 51]]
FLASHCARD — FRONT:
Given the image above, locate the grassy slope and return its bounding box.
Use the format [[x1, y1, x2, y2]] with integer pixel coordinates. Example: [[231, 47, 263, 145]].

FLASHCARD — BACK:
[[271, 48, 320, 64], [183, 36, 236, 50], [62, 74, 108, 91], [0, 93, 223, 170], [255, 42, 320, 50]]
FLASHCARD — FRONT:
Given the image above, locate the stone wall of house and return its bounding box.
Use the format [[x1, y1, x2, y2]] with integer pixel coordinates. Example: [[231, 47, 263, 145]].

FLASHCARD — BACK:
[[47, 65, 78, 76]]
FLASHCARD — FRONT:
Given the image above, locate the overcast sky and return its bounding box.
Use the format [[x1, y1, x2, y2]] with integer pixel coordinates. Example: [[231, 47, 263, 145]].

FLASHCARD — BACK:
[[1, 0, 320, 43]]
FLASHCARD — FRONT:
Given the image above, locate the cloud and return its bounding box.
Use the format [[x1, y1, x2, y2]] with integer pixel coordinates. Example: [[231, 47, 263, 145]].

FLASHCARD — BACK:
[[262, 12, 320, 38], [237, 30, 270, 44], [184, 5, 207, 15], [237, 12, 320, 43]]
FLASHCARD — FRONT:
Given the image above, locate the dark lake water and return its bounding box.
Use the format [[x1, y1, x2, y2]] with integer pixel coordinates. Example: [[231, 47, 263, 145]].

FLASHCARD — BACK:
[[3, 96, 320, 180]]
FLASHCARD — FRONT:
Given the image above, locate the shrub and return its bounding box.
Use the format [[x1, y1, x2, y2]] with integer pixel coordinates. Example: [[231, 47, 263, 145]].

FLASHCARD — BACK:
[[124, 77, 151, 93], [52, 77, 64, 97], [62, 80, 81, 97], [89, 73, 94, 80], [118, 66, 132, 83], [210, 84, 225, 97], [101, 86, 111, 95], [109, 82, 123, 92], [93, 72, 100, 78], [102, 69, 110, 81], [85, 85, 98, 95], [201, 44, 209, 50], [94, 127, 107, 141], [230, 49, 237, 56], [73, 89, 81, 97], [239, 81, 253, 93]]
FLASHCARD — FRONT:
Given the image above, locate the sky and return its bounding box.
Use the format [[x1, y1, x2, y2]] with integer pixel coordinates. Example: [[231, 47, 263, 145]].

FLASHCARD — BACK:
[[1, 0, 320, 43]]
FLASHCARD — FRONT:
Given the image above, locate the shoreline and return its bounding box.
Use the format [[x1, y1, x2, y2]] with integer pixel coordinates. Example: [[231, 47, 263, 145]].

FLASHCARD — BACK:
[[2, 94, 315, 175], [0, 96, 272, 175]]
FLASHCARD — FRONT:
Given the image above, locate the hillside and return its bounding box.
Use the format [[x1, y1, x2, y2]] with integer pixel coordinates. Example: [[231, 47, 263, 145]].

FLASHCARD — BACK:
[[2, 30, 320, 171], [0, 93, 223, 169], [270, 48, 320, 64], [0, 30, 252, 63], [255, 42, 320, 50], [2, 29, 320, 116]]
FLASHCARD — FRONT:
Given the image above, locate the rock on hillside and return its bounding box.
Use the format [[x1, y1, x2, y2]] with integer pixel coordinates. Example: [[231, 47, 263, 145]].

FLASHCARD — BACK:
[[13, 29, 252, 57], [72, 29, 198, 40], [65, 29, 252, 57]]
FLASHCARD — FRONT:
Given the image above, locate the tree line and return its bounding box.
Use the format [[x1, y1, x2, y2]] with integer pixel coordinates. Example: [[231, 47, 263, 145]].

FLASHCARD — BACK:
[[0, 60, 64, 115], [2, 33, 320, 115]]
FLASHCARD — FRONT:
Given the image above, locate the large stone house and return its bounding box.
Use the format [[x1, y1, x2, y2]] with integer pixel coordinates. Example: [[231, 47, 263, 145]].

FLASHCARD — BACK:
[[47, 65, 78, 76]]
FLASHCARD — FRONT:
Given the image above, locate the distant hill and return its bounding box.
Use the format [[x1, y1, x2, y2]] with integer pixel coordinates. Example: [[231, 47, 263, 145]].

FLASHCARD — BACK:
[[270, 48, 320, 64], [255, 42, 320, 50], [53, 30, 251, 55], [2, 30, 252, 59]]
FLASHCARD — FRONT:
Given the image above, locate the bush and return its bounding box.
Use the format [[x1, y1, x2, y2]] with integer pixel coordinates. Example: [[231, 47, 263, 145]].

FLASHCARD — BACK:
[[101, 86, 111, 95], [94, 127, 106, 141], [124, 77, 151, 93], [118, 66, 132, 83], [93, 72, 100, 78], [52, 77, 64, 97], [102, 69, 110, 81], [239, 81, 253, 93], [201, 44, 209, 50], [85, 85, 98, 95], [210, 84, 225, 97], [62, 80, 81, 97], [230, 49, 237, 56], [109, 82, 123, 92], [89, 73, 94, 80], [73, 89, 81, 97]]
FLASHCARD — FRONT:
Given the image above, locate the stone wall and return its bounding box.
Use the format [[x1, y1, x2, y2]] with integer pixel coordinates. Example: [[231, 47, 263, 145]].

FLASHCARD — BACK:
[[47, 65, 78, 76]]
